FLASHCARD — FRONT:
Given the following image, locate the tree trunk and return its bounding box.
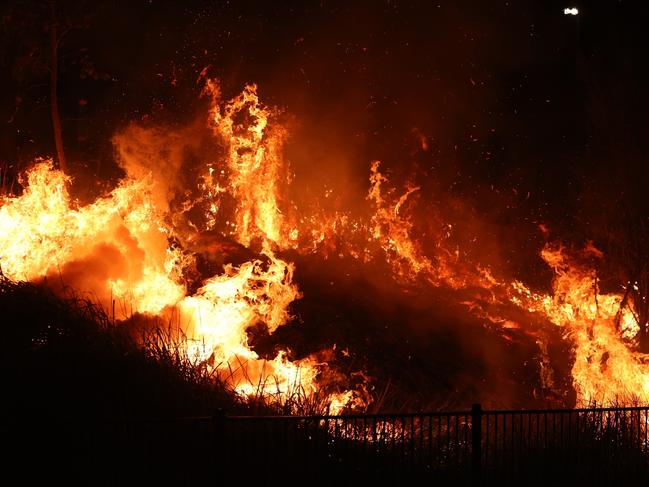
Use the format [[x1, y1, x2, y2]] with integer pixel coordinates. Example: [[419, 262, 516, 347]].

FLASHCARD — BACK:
[[49, 0, 67, 174]]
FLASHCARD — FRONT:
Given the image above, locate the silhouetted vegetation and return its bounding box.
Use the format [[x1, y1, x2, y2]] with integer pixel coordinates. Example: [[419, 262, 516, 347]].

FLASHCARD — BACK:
[[0, 275, 241, 419], [3, 275, 649, 485], [0, 275, 237, 483]]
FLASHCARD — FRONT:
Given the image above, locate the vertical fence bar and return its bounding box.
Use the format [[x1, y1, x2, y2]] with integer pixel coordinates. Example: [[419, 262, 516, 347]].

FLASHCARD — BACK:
[[494, 413, 499, 475], [464, 414, 469, 474], [576, 409, 580, 468], [637, 410, 641, 453], [536, 412, 540, 453], [411, 415, 416, 473], [372, 417, 377, 477], [344, 418, 349, 471], [400, 416, 405, 474], [544, 411, 548, 454], [428, 414, 433, 471], [454, 414, 459, 471], [508, 413, 512, 473], [644, 409, 649, 454], [567, 410, 572, 466], [446, 415, 451, 473], [501, 413, 505, 474], [606, 409, 611, 481], [471, 404, 482, 486], [519, 413, 523, 472], [362, 416, 367, 472], [485, 412, 490, 474], [527, 411, 532, 460], [437, 413, 442, 469], [418, 414, 424, 470]]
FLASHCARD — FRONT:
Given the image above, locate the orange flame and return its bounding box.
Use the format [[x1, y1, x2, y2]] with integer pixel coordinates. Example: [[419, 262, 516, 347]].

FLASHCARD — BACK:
[[0, 82, 361, 411], [203, 80, 295, 249], [509, 244, 649, 405], [0, 159, 185, 316], [365, 159, 649, 406], [3, 78, 649, 412]]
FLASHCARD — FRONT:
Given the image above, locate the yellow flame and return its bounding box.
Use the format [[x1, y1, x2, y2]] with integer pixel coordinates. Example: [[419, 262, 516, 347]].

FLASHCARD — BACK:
[[0, 159, 185, 315], [204, 80, 294, 249]]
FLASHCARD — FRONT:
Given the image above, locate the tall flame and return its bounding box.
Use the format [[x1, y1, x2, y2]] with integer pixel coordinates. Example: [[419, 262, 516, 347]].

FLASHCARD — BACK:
[[508, 244, 649, 405], [203, 80, 294, 249]]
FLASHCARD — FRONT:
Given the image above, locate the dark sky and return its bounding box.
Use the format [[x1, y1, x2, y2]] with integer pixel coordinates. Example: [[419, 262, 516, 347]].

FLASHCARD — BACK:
[[2, 0, 649, 268]]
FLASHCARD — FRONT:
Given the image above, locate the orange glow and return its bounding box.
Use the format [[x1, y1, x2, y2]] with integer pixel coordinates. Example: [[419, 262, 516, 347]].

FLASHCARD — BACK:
[[0, 82, 356, 411], [2, 78, 648, 412], [368, 160, 434, 281], [508, 244, 649, 406], [365, 158, 649, 406], [0, 159, 185, 316]]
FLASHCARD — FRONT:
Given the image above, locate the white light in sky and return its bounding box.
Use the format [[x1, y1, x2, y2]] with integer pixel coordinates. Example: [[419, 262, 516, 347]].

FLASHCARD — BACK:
[[564, 7, 579, 15]]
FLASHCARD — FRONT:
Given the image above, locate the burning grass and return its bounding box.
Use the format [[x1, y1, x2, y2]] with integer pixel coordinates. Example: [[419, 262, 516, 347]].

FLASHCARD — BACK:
[[2, 80, 649, 417], [0, 273, 365, 482], [0, 272, 352, 418]]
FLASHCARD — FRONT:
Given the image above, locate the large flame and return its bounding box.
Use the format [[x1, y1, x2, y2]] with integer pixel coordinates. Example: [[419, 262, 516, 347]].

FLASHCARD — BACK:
[[508, 244, 649, 405], [0, 160, 186, 316], [0, 83, 346, 412], [367, 159, 649, 406], [2, 79, 649, 411], [202, 80, 295, 249]]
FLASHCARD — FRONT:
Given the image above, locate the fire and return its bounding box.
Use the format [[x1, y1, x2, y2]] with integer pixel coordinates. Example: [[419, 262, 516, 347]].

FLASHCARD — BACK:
[[0, 159, 185, 316], [2, 77, 649, 412], [202, 80, 295, 249], [367, 160, 504, 292], [0, 83, 347, 411], [180, 251, 300, 363], [366, 158, 649, 406], [368, 160, 433, 281], [509, 243, 649, 405]]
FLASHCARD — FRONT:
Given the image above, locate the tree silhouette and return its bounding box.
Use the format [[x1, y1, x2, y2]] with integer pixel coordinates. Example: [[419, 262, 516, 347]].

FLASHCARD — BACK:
[[0, 0, 108, 174]]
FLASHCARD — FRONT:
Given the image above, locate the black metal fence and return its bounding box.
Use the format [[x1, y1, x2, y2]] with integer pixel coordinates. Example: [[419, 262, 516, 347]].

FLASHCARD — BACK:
[[222, 411, 473, 484], [477, 406, 649, 485], [8, 405, 649, 485], [221, 405, 649, 485]]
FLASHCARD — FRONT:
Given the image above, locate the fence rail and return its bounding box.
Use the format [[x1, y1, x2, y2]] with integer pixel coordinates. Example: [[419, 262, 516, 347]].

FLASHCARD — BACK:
[[8, 405, 649, 485]]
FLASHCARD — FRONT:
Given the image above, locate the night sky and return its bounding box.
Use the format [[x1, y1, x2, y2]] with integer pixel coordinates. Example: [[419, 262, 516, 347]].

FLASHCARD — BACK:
[[2, 0, 649, 281]]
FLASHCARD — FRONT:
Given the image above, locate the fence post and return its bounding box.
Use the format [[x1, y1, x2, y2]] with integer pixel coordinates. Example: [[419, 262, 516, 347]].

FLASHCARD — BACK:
[[471, 403, 482, 486]]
